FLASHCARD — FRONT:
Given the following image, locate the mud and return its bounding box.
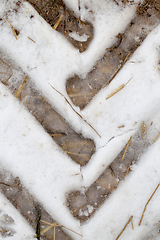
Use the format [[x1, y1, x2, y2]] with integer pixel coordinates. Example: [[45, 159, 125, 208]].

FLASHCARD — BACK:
[[66, 0, 160, 109], [0, 53, 95, 166]]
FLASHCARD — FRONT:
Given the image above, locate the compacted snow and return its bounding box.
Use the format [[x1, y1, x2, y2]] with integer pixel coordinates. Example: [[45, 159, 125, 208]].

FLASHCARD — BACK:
[[0, 0, 160, 239]]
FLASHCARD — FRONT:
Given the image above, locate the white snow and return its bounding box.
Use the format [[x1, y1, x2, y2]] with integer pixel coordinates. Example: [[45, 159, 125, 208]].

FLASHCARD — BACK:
[[0, 0, 160, 239]]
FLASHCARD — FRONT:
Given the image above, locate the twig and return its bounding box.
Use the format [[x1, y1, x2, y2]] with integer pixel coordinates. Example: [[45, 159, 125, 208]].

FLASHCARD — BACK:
[[14, 76, 29, 98], [115, 216, 133, 240], [121, 136, 132, 161], [106, 78, 132, 100], [5, 17, 18, 40], [49, 83, 101, 138], [139, 182, 160, 226]]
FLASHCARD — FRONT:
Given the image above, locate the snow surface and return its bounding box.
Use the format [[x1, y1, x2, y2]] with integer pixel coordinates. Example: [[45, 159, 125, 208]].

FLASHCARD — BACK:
[[0, 0, 160, 239]]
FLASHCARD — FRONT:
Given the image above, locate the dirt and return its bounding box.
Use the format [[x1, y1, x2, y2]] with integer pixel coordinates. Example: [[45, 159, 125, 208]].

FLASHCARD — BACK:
[[0, 53, 95, 166], [66, 0, 160, 109], [67, 125, 152, 222], [26, 0, 94, 53]]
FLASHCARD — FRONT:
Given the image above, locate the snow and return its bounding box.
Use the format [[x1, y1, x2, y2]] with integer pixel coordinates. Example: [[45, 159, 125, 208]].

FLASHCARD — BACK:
[[0, 0, 160, 239]]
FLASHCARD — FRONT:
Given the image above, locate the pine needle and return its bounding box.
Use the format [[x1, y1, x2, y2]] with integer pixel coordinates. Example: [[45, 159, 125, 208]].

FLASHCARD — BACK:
[[115, 216, 133, 240], [121, 136, 132, 161], [49, 83, 101, 138], [14, 76, 28, 98], [106, 78, 132, 100], [5, 17, 18, 40], [139, 182, 160, 226]]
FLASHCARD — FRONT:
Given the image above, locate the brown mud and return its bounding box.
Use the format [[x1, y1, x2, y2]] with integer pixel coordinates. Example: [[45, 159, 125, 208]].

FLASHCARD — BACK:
[[66, 0, 160, 109], [67, 125, 152, 222], [0, 54, 95, 166]]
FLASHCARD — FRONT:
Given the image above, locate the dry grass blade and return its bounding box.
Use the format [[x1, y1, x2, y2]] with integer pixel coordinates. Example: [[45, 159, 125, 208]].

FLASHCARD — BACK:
[[5, 17, 18, 40], [141, 121, 147, 138], [106, 78, 132, 100], [41, 219, 83, 237], [53, 15, 63, 30], [121, 136, 132, 161], [14, 76, 29, 98], [115, 216, 133, 240], [28, 37, 36, 43], [63, 150, 89, 158], [126, 161, 132, 175], [139, 182, 160, 226], [154, 132, 160, 142], [131, 217, 134, 230], [104, 54, 111, 69], [49, 83, 101, 138]]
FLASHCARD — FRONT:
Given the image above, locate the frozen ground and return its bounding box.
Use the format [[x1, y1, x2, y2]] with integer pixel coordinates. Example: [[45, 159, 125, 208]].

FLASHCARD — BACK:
[[0, 0, 160, 239]]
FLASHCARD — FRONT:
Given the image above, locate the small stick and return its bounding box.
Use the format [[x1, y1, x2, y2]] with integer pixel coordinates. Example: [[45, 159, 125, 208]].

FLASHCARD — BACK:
[[121, 136, 132, 161], [115, 216, 133, 240], [49, 83, 101, 138], [53, 15, 63, 30], [5, 17, 18, 40], [28, 37, 36, 43], [139, 182, 160, 226], [154, 132, 160, 142], [14, 76, 29, 98], [106, 78, 132, 100]]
